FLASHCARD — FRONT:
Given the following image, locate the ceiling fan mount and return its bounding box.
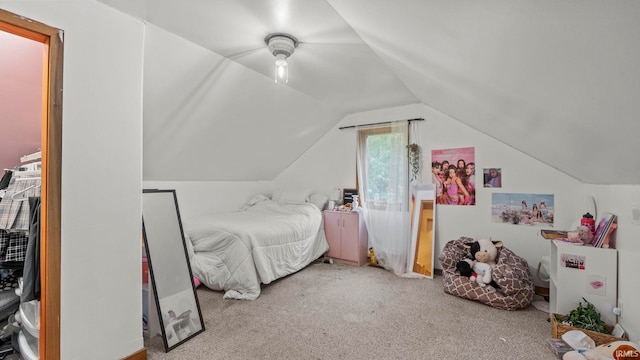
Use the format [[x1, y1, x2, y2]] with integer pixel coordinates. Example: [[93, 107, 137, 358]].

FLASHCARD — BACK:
[[264, 33, 299, 59]]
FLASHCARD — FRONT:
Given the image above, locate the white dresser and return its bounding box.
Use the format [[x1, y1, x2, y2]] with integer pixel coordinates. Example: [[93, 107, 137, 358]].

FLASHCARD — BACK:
[[549, 240, 618, 326]]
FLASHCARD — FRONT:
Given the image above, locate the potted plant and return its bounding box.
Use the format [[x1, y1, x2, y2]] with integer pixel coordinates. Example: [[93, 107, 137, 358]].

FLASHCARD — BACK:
[[562, 298, 610, 334], [552, 299, 622, 346], [406, 143, 420, 181]]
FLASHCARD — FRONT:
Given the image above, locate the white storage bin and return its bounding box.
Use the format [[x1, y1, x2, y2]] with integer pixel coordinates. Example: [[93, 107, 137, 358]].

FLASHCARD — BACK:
[[19, 300, 39, 339], [18, 329, 38, 360]]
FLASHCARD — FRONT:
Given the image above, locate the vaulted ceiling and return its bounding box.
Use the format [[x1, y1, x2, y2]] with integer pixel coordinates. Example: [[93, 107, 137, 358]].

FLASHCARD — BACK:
[[99, 0, 640, 185]]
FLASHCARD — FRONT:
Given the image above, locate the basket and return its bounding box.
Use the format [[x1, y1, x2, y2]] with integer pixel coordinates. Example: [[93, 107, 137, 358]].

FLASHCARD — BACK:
[[551, 313, 621, 346]]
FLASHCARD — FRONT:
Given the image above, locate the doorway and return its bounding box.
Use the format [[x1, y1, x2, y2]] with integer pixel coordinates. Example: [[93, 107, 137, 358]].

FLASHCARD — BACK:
[[0, 9, 63, 360]]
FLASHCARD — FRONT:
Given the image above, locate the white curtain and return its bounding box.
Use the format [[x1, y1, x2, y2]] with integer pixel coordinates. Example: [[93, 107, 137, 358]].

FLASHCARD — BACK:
[[356, 122, 411, 275]]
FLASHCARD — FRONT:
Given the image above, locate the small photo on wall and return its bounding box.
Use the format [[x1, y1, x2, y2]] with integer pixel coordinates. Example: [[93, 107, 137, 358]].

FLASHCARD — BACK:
[[483, 168, 502, 188]]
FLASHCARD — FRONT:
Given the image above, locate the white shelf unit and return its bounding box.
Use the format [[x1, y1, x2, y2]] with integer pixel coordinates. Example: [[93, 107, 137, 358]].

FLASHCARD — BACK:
[[549, 241, 618, 326]]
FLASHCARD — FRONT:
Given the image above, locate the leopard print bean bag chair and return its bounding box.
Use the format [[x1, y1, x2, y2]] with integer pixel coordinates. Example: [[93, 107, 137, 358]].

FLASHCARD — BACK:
[[439, 237, 534, 310]]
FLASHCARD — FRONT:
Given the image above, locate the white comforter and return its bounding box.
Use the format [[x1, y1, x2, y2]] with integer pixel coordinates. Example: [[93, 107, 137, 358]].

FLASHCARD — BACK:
[[183, 199, 328, 300]]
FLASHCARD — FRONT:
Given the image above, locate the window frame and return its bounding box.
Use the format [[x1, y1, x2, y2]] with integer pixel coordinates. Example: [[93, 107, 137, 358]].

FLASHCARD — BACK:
[[357, 125, 409, 210]]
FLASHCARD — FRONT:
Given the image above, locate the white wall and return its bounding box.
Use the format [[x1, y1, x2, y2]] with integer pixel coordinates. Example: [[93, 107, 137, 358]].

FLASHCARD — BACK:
[[143, 181, 272, 220], [0, 2, 144, 359], [276, 103, 586, 285], [584, 184, 640, 342]]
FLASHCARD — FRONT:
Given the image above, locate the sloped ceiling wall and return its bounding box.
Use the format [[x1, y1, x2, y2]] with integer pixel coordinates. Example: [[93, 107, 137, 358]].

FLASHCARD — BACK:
[[142, 24, 346, 181], [328, 0, 640, 185], [131, 0, 419, 181], [102, 0, 640, 184]]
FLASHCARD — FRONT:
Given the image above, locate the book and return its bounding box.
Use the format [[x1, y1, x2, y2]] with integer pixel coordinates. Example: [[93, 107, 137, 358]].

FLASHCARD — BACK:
[[592, 213, 617, 248], [541, 229, 569, 239], [547, 338, 573, 358], [599, 214, 616, 248], [552, 238, 584, 246], [597, 219, 617, 248], [591, 213, 611, 246], [600, 222, 618, 248]]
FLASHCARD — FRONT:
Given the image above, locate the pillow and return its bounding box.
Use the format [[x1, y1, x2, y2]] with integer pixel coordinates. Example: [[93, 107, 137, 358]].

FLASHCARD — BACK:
[[241, 194, 270, 210], [308, 193, 329, 210], [274, 188, 311, 204], [271, 188, 284, 202]]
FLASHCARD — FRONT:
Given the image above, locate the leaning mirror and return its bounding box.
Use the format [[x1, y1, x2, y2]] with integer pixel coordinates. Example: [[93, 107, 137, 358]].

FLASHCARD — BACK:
[[409, 184, 436, 278], [142, 189, 205, 352]]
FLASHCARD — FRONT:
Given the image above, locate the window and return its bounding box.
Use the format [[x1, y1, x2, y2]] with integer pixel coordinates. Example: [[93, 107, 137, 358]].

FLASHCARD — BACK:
[[357, 125, 408, 208]]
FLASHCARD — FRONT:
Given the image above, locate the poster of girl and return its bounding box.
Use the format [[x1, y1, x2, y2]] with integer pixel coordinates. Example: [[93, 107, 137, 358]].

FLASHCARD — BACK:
[[431, 147, 475, 206]]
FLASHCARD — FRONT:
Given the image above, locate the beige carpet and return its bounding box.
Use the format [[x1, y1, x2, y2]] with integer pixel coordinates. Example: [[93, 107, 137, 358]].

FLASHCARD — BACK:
[[145, 262, 557, 360]]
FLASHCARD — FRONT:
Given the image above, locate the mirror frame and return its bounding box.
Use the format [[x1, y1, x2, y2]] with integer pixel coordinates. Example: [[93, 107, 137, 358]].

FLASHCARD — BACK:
[[142, 189, 205, 352], [409, 184, 436, 278]]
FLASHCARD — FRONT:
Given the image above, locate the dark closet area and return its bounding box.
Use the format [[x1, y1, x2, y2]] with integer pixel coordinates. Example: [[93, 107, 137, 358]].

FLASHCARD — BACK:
[[0, 163, 41, 359], [0, 26, 44, 360]]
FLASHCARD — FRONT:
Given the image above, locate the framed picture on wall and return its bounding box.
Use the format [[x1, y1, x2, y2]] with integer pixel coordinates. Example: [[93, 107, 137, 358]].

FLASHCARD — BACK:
[[342, 188, 358, 205], [483, 168, 502, 188]]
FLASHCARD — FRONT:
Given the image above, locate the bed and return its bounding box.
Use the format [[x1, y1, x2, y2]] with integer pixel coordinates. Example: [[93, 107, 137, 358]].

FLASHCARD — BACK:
[[183, 192, 329, 300]]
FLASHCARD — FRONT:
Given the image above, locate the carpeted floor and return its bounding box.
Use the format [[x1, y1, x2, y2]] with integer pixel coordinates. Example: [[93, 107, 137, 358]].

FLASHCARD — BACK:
[[145, 262, 558, 360]]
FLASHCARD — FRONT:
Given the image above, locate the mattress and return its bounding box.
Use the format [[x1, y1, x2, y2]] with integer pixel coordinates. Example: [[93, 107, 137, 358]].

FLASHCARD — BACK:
[[183, 199, 328, 300]]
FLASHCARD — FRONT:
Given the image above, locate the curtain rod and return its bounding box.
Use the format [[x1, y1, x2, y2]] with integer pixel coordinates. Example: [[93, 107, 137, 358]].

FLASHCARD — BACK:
[[338, 117, 424, 130]]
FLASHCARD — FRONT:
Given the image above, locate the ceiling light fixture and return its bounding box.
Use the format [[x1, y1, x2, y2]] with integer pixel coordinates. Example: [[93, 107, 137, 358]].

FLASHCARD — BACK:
[[265, 33, 298, 84]]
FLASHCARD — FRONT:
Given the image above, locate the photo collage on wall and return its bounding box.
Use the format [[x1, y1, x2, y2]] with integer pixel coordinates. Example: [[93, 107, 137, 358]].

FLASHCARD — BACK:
[[431, 147, 475, 206], [429, 147, 558, 227]]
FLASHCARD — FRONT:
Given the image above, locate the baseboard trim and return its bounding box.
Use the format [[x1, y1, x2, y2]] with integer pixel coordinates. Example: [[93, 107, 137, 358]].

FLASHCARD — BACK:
[[122, 348, 147, 360]]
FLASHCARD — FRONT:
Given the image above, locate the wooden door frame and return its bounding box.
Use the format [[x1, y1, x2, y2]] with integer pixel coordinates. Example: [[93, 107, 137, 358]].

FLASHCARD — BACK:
[[0, 9, 62, 360]]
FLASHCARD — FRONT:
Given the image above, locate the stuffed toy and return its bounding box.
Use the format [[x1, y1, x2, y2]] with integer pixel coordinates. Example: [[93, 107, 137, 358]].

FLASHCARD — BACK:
[[455, 258, 475, 278], [471, 261, 493, 288], [455, 258, 491, 289], [563, 340, 640, 360], [464, 237, 503, 269], [577, 225, 595, 245], [462, 238, 503, 290]]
